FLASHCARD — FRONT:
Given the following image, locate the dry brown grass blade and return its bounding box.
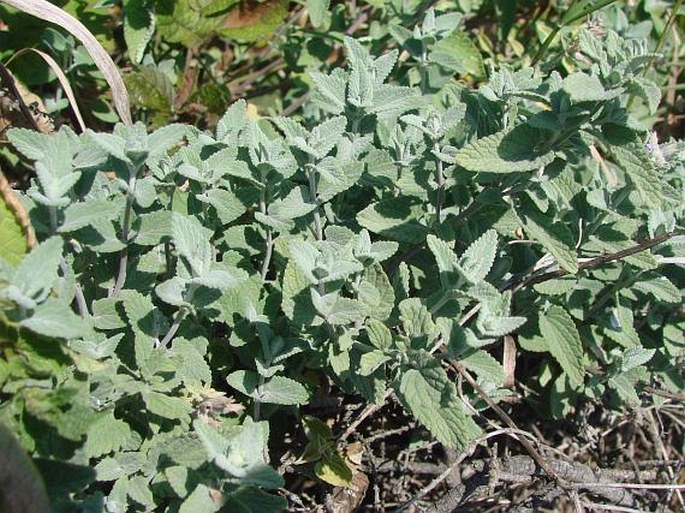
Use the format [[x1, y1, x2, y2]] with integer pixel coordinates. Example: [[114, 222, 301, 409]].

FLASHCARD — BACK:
[[0, 63, 47, 134], [7, 48, 87, 132], [1, 0, 132, 126]]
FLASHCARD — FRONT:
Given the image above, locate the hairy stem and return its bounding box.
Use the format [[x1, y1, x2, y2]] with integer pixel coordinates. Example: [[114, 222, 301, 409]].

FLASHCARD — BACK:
[[254, 374, 265, 421], [111, 192, 134, 297], [59, 258, 88, 318], [48, 205, 88, 318], [160, 307, 187, 348], [259, 190, 274, 280], [433, 141, 445, 222], [308, 167, 323, 241]]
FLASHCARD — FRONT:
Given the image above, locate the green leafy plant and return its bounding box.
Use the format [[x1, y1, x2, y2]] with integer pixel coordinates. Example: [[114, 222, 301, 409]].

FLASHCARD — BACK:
[[1, 2, 684, 511]]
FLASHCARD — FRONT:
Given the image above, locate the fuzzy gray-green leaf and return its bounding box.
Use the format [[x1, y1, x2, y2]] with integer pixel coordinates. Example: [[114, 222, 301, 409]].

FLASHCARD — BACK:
[[397, 354, 481, 449], [455, 124, 555, 173], [539, 306, 585, 387], [459, 229, 498, 283]]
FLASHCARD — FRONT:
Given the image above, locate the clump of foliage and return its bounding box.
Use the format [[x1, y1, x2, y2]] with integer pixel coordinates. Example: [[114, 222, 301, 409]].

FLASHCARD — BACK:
[[1, 1, 684, 512]]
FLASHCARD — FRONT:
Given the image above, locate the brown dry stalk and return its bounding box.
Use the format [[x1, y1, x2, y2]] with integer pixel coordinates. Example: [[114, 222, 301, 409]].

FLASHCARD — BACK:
[[0, 168, 36, 250], [450, 360, 560, 483], [1, 0, 132, 126]]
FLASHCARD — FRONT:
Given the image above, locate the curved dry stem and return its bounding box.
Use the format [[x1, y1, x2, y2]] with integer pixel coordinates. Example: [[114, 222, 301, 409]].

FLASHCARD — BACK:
[[1, 0, 132, 126], [6, 48, 87, 132]]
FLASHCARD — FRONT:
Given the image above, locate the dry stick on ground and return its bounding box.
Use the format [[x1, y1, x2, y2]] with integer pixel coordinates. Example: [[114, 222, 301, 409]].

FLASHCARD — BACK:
[[340, 229, 680, 506], [457, 231, 681, 328], [643, 386, 685, 402], [450, 361, 560, 483], [339, 391, 391, 443], [443, 233, 682, 493], [389, 428, 517, 513], [643, 409, 685, 509]]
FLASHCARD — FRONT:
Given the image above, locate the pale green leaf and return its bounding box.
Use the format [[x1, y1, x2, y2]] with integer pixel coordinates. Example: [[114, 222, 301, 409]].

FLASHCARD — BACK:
[[533, 276, 577, 296], [316, 158, 364, 202], [370, 85, 425, 118], [227, 370, 309, 405], [608, 374, 640, 406], [539, 306, 585, 387], [358, 263, 395, 321], [134, 211, 173, 246], [459, 229, 497, 283], [518, 333, 548, 352], [619, 347, 655, 372], [11, 236, 62, 304], [129, 475, 155, 508], [477, 313, 526, 337], [366, 319, 393, 350], [357, 198, 429, 244], [315, 453, 353, 487], [179, 484, 222, 513], [399, 298, 436, 340], [430, 29, 485, 78], [609, 144, 662, 208], [156, 277, 188, 307], [455, 124, 555, 173], [310, 69, 347, 115], [312, 290, 366, 325], [20, 299, 86, 339], [259, 376, 309, 405], [92, 298, 126, 330], [169, 337, 212, 385], [397, 353, 481, 448], [268, 186, 317, 222], [172, 213, 214, 276], [217, 100, 248, 141], [626, 77, 661, 115], [427, 234, 456, 280], [634, 276, 680, 304], [0, 190, 28, 266], [281, 260, 318, 328], [142, 390, 192, 421], [562, 72, 621, 102], [460, 350, 505, 385], [85, 412, 133, 459], [518, 206, 578, 274], [359, 350, 389, 376], [124, 0, 155, 64], [308, 116, 347, 158], [59, 197, 125, 233], [196, 188, 247, 225]]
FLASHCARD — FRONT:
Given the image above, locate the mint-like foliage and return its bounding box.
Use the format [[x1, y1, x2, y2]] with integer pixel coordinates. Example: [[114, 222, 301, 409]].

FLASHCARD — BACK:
[[0, 17, 683, 512]]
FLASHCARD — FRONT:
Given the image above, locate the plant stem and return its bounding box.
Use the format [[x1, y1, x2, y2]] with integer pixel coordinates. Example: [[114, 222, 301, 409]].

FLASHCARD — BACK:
[[48, 205, 89, 318], [308, 166, 323, 241], [59, 258, 88, 318], [111, 192, 133, 297], [433, 141, 445, 222], [455, 231, 680, 328], [511, 231, 680, 293], [254, 374, 265, 421], [259, 190, 274, 280], [160, 307, 187, 348]]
